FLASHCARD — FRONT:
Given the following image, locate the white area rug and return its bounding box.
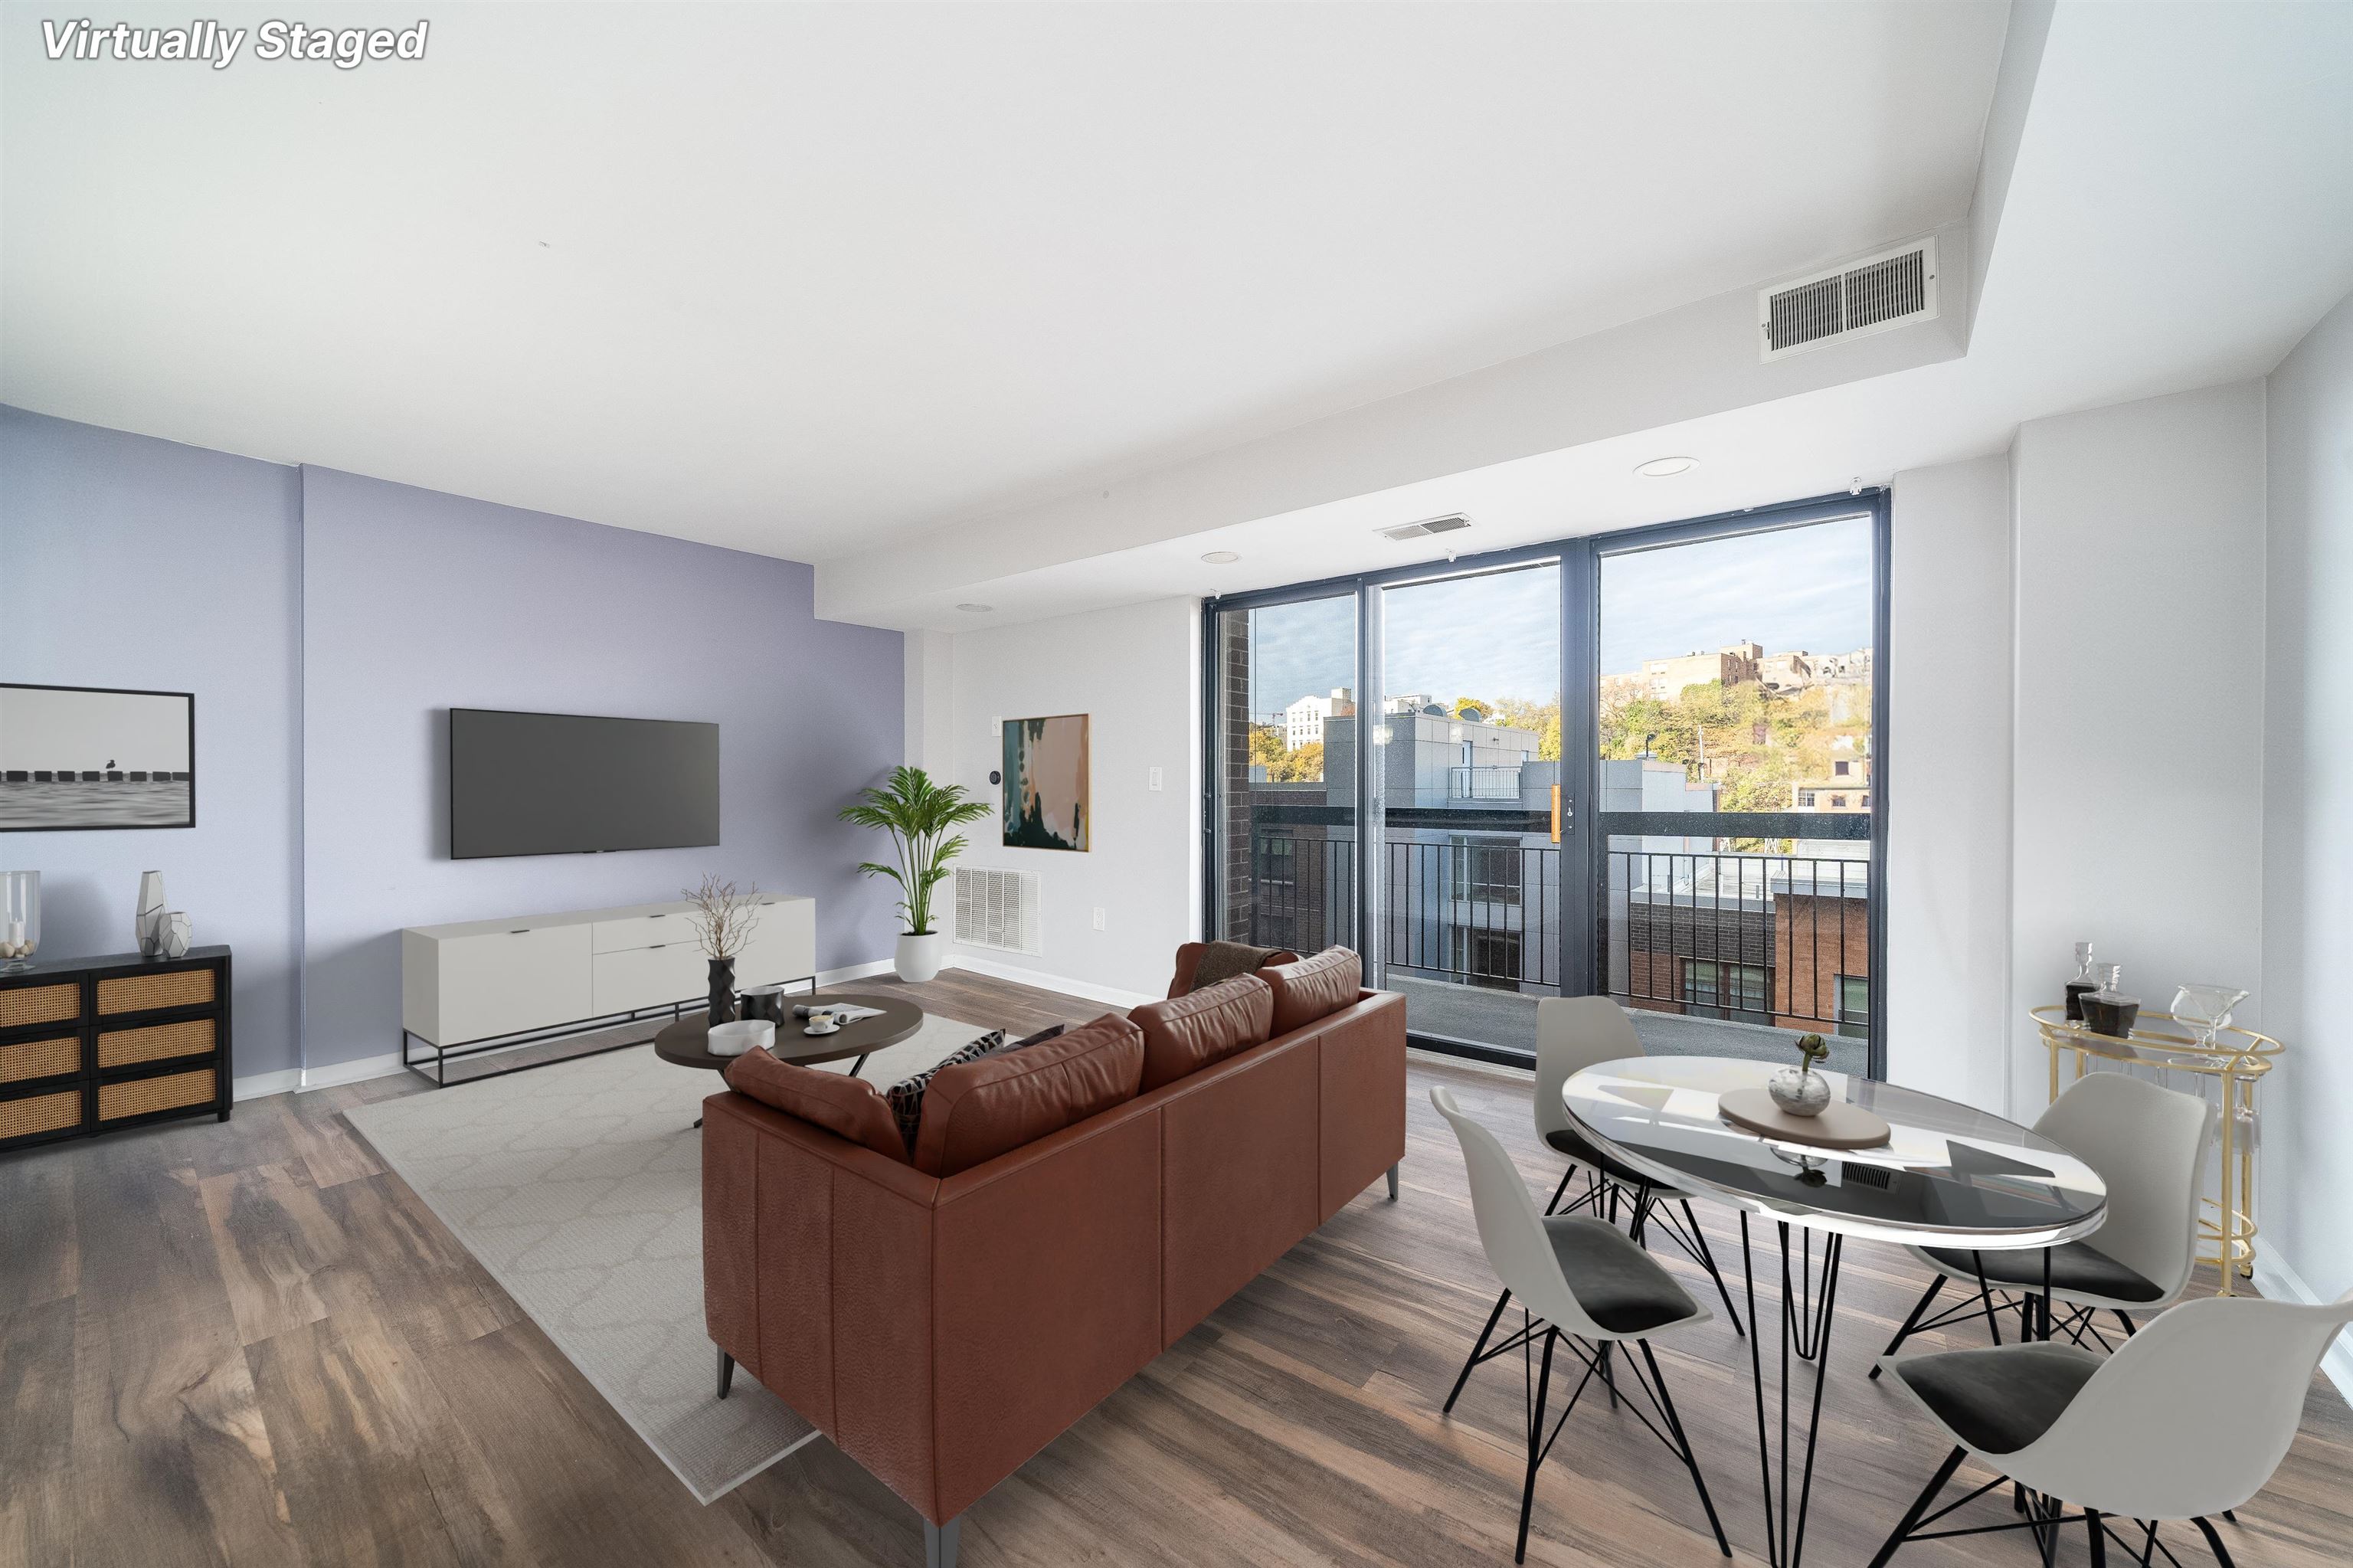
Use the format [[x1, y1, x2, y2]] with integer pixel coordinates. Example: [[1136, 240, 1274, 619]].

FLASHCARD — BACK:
[[345, 1013, 996, 1501]]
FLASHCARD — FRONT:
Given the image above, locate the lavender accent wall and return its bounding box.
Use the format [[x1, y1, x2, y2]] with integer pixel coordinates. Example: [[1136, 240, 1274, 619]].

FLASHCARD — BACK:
[[0, 408, 306, 1079], [298, 466, 905, 1069]]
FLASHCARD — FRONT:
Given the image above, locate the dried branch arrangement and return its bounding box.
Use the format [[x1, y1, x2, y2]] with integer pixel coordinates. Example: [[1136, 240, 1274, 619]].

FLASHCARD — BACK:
[[682, 873, 764, 959]]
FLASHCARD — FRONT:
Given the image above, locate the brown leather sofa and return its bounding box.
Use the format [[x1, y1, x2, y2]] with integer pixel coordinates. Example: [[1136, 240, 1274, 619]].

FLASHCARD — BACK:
[[700, 950, 1406, 1567]]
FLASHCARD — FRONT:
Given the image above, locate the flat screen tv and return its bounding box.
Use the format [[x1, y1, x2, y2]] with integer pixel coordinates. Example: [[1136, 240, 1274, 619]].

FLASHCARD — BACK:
[[449, 709, 719, 859]]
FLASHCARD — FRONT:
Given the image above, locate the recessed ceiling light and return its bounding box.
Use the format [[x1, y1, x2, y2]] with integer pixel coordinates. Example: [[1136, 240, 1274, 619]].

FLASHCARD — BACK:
[[956, 602, 993, 614], [1635, 456, 1700, 478], [1200, 550, 1241, 565]]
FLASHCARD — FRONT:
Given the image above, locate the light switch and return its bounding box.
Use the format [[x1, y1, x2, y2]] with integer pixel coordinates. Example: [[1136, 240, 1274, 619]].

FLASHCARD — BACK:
[[1091, 907, 1108, 931], [1148, 766, 1163, 791]]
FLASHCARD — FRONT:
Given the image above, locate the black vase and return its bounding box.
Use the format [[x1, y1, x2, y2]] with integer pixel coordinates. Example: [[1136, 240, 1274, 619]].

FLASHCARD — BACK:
[[706, 957, 736, 1026]]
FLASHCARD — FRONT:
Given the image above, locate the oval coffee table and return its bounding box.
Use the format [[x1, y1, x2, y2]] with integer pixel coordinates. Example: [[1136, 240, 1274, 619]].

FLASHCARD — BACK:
[[656, 992, 925, 1126]]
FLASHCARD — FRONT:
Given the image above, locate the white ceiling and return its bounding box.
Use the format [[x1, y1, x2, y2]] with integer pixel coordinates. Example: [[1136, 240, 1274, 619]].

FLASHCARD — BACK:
[[2, 1, 2008, 561], [846, 0, 2353, 629]]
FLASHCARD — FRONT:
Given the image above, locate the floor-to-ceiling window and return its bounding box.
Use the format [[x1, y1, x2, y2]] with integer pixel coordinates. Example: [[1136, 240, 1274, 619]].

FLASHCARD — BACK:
[[1203, 492, 1888, 1075]]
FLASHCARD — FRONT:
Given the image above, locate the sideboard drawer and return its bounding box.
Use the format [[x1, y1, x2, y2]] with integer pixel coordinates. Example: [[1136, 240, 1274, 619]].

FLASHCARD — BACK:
[[97, 967, 216, 1016], [98, 1016, 217, 1070], [0, 982, 80, 1030], [99, 1066, 216, 1122], [591, 911, 688, 954], [0, 1033, 80, 1085], [0, 1086, 85, 1141]]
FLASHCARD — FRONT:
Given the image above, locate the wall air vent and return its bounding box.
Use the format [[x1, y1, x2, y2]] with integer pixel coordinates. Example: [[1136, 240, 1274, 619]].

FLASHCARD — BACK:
[[1379, 513, 1474, 543], [955, 867, 1042, 955], [1759, 237, 1938, 361]]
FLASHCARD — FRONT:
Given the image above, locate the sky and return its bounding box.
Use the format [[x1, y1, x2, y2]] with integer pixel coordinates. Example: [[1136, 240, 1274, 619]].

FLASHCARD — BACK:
[[0, 686, 191, 770], [1242, 516, 1873, 717]]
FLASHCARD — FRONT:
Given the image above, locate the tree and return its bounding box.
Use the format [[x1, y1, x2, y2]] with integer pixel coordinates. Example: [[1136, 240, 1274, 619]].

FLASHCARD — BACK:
[[1267, 741, 1324, 783]]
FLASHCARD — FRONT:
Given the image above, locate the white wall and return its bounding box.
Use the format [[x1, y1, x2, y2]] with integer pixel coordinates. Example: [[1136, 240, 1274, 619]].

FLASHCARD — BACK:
[[1887, 453, 2014, 1110], [943, 598, 1200, 1003], [2260, 290, 2353, 1324], [2008, 381, 2269, 1114]]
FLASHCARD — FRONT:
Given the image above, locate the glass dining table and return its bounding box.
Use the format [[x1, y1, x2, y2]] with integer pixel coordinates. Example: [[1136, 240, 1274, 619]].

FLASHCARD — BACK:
[[1559, 1056, 2108, 1568]]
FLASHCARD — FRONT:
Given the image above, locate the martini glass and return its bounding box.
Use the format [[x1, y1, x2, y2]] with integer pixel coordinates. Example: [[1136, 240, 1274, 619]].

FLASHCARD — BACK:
[[2170, 984, 2249, 1050]]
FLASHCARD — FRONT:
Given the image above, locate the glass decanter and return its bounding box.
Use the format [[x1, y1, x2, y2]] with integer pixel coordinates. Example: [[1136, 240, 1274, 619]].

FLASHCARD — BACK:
[[2080, 965, 2139, 1039], [2063, 941, 2099, 1021]]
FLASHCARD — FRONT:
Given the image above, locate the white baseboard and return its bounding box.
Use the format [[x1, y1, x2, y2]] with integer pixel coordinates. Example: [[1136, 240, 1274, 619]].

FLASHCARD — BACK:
[[816, 958, 896, 985], [232, 1068, 303, 1102], [943, 952, 1155, 1010], [234, 1049, 409, 1102], [2251, 1248, 2353, 1408]]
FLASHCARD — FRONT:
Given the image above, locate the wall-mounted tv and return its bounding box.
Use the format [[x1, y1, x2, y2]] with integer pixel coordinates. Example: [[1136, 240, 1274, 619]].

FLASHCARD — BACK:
[[449, 709, 719, 859]]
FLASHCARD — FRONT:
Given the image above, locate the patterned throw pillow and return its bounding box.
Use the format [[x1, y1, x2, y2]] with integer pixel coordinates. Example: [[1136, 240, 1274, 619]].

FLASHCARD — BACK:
[[885, 1030, 1006, 1154]]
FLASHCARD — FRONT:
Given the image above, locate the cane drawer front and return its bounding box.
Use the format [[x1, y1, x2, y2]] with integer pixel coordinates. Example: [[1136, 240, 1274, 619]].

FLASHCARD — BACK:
[[98, 1017, 217, 1071], [97, 967, 216, 1016], [0, 1032, 83, 1085], [99, 1067, 216, 1123], [0, 982, 80, 1030], [0, 1085, 86, 1143]]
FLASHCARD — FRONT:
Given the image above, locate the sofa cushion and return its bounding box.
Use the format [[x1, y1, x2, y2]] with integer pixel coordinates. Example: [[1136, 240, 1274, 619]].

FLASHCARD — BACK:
[[1265, 946, 1362, 1035], [723, 1047, 908, 1162], [1169, 940, 1301, 997], [912, 1013, 1145, 1178], [1131, 974, 1275, 1092], [1008, 1023, 1068, 1049], [883, 1030, 1006, 1154]]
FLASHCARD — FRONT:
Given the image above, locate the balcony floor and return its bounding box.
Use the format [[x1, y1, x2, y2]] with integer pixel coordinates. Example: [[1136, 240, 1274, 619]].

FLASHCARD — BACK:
[[1386, 973, 1869, 1076]]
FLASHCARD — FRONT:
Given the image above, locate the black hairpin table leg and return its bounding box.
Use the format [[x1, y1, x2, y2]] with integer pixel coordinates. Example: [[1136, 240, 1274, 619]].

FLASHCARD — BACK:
[[1739, 1211, 1847, 1568]]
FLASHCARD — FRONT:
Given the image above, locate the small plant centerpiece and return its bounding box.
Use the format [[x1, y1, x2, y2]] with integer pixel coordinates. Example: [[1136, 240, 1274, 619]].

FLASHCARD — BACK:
[[685, 873, 764, 1025], [1768, 1032, 1834, 1118], [839, 766, 989, 983]]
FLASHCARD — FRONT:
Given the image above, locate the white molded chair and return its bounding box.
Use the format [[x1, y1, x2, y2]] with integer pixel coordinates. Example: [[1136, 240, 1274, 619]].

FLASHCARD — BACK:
[[1871, 1071, 2216, 1373], [1870, 1287, 2353, 1567], [1432, 1086, 1730, 1563], [1446, 998, 1743, 1419]]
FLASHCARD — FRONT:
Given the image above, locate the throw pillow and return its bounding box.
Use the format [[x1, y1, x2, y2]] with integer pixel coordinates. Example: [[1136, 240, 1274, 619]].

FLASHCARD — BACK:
[[885, 1030, 1006, 1154], [911, 1013, 1146, 1179], [722, 1047, 907, 1161], [1168, 941, 1301, 996], [1265, 946, 1363, 1035], [1131, 973, 1275, 1092]]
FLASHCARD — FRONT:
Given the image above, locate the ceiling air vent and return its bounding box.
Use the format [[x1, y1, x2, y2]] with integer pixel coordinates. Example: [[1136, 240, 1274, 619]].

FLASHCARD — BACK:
[[1759, 237, 1938, 362], [1379, 513, 1473, 543]]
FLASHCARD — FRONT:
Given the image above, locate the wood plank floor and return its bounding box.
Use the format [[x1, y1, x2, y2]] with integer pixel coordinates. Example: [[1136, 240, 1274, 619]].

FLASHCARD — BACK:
[[3, 968, 2347, 1568]]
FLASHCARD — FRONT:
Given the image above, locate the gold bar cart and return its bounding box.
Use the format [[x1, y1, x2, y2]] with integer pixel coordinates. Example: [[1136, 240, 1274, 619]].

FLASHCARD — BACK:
[[2031, 1006, 2282, 1295]]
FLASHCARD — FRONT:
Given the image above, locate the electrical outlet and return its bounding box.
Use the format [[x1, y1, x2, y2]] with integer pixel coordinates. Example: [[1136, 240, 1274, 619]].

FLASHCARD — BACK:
[[1148, 766, 1163, 791], [1091, 907, 1107, 931]]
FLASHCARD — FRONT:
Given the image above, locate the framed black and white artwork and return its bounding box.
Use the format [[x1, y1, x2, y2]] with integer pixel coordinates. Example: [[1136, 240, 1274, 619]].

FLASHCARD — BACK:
[[0, 683, 196, 830]]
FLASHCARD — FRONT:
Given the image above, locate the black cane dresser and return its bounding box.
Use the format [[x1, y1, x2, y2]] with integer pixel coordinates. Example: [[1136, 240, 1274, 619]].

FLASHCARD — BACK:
[[0, 945, 232, 1154]]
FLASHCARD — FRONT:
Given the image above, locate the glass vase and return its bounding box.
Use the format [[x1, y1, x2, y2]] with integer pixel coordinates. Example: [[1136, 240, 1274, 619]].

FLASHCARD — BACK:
[[1, 871, 39, 970]]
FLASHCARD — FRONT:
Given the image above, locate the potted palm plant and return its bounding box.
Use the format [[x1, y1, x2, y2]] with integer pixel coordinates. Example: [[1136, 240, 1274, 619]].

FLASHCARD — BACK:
[[839, 765, 990, 983]]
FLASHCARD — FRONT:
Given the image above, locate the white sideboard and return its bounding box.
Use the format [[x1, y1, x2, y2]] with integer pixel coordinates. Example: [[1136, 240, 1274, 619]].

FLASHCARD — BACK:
[[400, 895, 817, 1048]]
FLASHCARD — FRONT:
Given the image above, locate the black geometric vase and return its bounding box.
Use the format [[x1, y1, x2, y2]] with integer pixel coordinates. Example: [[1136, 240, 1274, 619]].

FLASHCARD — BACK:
[[706, 956, 736, 1026]]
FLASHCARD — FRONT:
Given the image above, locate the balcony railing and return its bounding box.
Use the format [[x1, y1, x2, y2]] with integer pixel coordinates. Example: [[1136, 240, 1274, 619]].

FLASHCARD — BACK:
[[1446, 765, 1526, 801], [1237, 825, 1867, 1030]]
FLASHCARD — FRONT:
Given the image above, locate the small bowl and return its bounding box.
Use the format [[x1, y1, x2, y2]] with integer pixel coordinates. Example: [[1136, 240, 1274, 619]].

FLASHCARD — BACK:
[[707, 1019, 774, 1058]]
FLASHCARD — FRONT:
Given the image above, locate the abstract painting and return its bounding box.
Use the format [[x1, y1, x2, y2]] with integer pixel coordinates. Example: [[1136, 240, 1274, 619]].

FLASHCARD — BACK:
[[0, 684, 195, 830], [1002, 714, 1088, 851]]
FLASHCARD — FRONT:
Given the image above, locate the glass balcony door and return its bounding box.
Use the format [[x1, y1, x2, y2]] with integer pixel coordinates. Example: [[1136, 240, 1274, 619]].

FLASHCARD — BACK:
[[1592, 510, 1882, 1076], [1207, 593, 1359, 960], [1203, 492, 1887, 1076], [1370, 562, 1562, 1055]]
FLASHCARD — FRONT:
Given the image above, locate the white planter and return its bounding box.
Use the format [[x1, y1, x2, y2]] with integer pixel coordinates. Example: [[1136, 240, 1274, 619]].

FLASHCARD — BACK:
[[895, 931, 947, 984]]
